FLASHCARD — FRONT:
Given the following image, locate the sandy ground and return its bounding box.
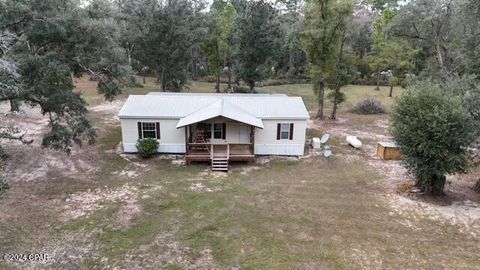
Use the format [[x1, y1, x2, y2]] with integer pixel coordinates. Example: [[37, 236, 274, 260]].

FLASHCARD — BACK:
[[1, 97, 479, 268], [307, 114, 480, 230]]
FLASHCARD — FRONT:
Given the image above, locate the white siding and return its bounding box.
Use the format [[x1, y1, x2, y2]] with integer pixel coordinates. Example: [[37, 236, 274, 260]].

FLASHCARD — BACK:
[[121, 118, 186, 153], [192, 117, 251, 144], [121, 118, 307, 156], [225, 122, 250, 144], [254, 119, 306, 156]]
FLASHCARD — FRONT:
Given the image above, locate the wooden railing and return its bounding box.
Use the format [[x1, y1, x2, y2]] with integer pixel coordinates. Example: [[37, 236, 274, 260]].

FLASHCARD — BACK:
[[186, 143, 252, 158], [186, 143, 212, 156]]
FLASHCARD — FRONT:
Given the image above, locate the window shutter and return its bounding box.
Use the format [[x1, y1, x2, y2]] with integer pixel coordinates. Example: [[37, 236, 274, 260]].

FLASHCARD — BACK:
[[155, 122, 160, 139], [289, 123, 294, 140], [276, 123, 281, 140], [137, 122, 142, 139], [222, 123, 226, 140]]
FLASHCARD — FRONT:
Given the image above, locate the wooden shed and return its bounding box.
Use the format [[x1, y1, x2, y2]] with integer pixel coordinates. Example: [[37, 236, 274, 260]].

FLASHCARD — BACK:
[[377, 142, 401, 160]]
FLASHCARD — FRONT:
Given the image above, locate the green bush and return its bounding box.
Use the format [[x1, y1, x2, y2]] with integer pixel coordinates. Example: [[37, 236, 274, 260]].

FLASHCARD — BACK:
[[391, 81, 477, 195], [232, 85, 253, 93], [0, 176, 9, 195], [136, 138, 159, 158], [351, 97, 387, 114]]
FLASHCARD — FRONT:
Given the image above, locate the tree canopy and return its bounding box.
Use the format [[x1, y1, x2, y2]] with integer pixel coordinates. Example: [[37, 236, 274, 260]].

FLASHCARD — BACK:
[[391, 80, 477, 195]]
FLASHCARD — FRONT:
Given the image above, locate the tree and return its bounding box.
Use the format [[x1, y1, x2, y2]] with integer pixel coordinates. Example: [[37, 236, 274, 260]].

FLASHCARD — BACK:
[[389, 0, 480, 81], [328, 29, 353, 120], [349, 4, 374, 79], [442, 75, 480, 132], [233, 0, 281, 92], [203, 0, 236, 92], [274, 0, 306, 78], [370, 9, 416, 91], [391, 81, 477, 195], [134, 0, 206, 91], [0, 0, 131, 154], [0, 30, 21, 111], [302, 0, 353, 119]]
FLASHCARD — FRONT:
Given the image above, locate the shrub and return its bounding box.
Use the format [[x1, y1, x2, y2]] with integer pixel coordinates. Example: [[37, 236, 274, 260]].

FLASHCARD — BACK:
[[0, 176, 9, 195], [0, 145, 7, 160], [391, 81, 477, 195], [136, 138, 159, 158], [232, 85, 253, 93], [351, 97, 387, 114]]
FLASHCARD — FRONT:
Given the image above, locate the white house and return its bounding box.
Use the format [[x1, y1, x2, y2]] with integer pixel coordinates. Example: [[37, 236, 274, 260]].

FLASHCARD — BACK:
[[118, 92, 309, 170]]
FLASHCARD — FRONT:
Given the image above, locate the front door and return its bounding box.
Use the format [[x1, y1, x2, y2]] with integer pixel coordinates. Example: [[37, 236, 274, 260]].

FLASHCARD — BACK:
[[237, 125, 250, 143], [210, 122, 226, 143]]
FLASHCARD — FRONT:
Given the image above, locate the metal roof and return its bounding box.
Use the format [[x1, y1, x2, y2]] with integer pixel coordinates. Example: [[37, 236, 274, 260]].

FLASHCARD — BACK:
[[176, 99, 264, 128], [118, 92, 310, 123]]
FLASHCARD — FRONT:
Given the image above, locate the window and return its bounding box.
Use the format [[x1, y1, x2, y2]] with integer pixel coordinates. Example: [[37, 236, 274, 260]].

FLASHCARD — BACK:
[[213, 123, 223, 139], [138, 122, 160, 139], [280, 123, 290, 139], [277, 123, 293, 140]]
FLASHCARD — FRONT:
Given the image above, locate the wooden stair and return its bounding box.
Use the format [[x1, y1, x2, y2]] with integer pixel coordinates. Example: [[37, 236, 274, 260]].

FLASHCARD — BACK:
[[211, 158, 229, 171], [192, 127, 209, 152]]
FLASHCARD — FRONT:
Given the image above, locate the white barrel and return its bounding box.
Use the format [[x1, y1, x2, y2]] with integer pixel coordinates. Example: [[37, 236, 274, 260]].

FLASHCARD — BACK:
[[346, 136, 362, 149]]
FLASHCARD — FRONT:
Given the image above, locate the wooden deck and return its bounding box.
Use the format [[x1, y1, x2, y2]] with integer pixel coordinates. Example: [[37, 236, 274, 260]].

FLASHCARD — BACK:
[[186, 143, 255, 162]]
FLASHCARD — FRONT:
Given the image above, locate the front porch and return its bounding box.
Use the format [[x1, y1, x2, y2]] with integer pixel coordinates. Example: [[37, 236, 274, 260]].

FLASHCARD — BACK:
[[185, 143, 255, 163], [176, 100, 263, 170], [183, 120, 257, 171]]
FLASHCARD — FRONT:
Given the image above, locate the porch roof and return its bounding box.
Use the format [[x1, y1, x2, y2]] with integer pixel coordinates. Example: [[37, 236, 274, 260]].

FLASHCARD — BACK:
[[176, 99, 264, 129]]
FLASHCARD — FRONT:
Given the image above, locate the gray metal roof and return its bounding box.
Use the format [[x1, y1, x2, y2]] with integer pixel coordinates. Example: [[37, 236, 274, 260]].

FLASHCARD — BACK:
[[118, 92, 310, 122], [176, 99, 264, 128]]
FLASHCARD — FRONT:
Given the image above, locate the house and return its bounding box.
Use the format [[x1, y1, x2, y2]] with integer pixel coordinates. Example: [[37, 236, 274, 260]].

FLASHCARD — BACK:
[[118, 92, 309, 170]]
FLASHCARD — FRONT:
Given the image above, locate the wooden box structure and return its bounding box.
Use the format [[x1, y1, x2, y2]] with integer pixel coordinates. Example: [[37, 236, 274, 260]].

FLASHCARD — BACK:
[[377, 142, 401, 160]]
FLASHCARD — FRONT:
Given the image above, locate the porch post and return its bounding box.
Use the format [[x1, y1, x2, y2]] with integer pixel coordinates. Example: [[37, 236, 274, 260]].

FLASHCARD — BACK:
[[250, 126, 255, 154], [185, 126, 189, 155]]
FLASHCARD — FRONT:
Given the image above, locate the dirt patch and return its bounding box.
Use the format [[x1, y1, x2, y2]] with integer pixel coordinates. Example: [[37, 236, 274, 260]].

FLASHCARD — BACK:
[[4, 144, 97, 183], [189, 182, 221, 193], [110, 199, 143, 230], [59, 184, 138, 221], [88, 100, 124, 124], [198, 169, 228, 179], [256, 155, 300, 165], [309, 114, 480, 232], [386, 194, 480, 235], [0, 102, 50, 145], [234, 165, 262, 175], [25, 230, 100, 270], [119, 229, 222, 269]]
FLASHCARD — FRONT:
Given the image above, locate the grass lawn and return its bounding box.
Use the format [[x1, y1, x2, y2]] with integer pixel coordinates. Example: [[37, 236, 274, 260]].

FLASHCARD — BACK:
[[78, 75, 403, 114], [53, 130, 478, 269], [1, 77, 478, 269]]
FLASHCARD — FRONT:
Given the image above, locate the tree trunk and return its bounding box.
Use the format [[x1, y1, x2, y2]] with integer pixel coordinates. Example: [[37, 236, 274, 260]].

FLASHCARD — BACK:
[[249, 83, 254, 93], [389, 84, 394, 97], [158, 69, 166, 92], [330, 31, 346, 121], [330, 102, 337, 120], [215, 66, 220, 93], [10, 99, 20, 112], [474, 178, 480, 193], [316, 81, 325, 120], [375, 68, 381, 91], [227, 66, 232, 91], [419, 173, 446, 196]]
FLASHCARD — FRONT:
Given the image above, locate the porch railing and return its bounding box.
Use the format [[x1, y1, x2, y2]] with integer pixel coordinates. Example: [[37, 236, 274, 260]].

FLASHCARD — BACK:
[[186, 143, 253, 157]]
